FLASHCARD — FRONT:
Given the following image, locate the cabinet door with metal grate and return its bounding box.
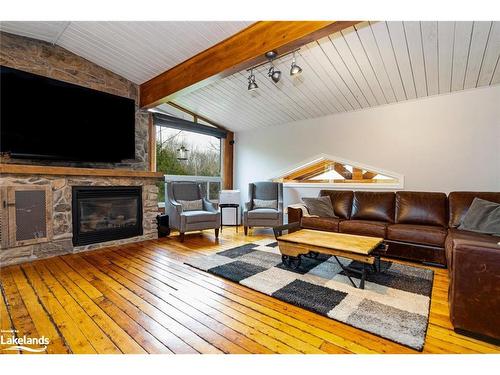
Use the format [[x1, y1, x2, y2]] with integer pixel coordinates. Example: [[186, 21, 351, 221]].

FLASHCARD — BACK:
[[0, 188, 7, 248], [6, 185, 53, 247]]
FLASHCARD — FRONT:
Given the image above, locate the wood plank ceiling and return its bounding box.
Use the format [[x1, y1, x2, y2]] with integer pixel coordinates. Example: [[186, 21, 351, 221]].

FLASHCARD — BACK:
[[0, 21, 253, 84], [1, 21, 499, 132], [173, 21, 500, 131]]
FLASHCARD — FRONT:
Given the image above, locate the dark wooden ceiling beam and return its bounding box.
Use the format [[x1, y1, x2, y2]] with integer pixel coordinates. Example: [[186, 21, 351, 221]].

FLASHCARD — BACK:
[[140, 21, 361, 108]]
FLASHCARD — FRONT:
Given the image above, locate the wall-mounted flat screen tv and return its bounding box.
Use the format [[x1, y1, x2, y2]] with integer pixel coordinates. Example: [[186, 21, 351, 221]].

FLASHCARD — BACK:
[[1, 66, 136, 162]]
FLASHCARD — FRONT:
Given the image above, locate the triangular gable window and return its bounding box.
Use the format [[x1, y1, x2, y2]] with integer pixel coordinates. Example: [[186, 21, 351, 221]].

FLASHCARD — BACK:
[[273, 155, 403, 188]]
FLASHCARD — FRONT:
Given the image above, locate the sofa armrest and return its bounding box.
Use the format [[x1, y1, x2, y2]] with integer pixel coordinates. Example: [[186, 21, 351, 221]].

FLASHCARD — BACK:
[[287, 206, 303, 224], [449, 239, 500, 340]]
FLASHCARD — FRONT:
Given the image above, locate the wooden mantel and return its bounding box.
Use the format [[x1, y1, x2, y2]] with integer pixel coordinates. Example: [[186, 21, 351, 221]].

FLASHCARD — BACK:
[[0, 164, 164, 178]]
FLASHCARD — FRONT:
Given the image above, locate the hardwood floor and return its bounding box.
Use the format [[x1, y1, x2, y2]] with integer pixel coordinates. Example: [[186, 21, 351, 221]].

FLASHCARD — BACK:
[[1, 228, 499, 354]]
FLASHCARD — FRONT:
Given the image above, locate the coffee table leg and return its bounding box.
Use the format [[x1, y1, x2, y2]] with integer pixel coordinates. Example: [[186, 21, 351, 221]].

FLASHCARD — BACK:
[[333, 256, 358, 288], [333, 256, 371, 289], [360, 266, 367, 289]]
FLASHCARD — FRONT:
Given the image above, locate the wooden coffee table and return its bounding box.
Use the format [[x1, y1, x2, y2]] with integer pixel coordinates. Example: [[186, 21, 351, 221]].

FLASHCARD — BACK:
[[275, 227, 387, 289]]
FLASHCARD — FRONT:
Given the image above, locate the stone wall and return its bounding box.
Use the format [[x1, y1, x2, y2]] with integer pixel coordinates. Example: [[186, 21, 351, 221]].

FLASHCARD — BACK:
[[0, 32, 161, 266], [0, 31, 150, 170], [0, 174, 159, 266]]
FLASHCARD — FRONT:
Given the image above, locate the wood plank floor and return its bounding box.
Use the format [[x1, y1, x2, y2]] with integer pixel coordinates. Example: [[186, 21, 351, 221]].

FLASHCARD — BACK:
[[1, 228, 499, 354]]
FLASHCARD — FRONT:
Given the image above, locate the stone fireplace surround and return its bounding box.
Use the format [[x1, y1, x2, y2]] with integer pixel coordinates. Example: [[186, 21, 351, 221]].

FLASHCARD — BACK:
[[0, 168, 161, 266], [0, 32, 163, 267]]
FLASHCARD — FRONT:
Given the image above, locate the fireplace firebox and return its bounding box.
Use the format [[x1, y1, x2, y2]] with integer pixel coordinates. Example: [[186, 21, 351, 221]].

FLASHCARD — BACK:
[[72, 186, 142, 246]]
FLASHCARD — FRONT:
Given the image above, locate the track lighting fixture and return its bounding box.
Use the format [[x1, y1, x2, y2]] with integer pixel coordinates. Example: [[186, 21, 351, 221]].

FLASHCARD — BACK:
[[245, 48, 304, 90], [290, 52, 302, 76], [247, 69, 258, 91]]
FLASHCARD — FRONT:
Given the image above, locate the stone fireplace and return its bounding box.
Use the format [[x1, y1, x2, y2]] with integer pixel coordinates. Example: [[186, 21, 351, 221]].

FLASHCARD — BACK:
[[0, 32, 162, 267], [0, 169, 162, 266]]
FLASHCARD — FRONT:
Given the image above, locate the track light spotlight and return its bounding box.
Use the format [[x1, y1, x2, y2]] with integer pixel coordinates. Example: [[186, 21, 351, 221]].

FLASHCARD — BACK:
[[248, 80, 258, 91], [268, 65, 281, 83], [247, 70, 258, 91], [290, 53, 303, 76]]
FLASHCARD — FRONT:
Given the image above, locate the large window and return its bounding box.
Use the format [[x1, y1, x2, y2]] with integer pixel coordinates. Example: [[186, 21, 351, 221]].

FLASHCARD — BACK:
[[155, 104, 222, 202], [273, 155, 403, 189]]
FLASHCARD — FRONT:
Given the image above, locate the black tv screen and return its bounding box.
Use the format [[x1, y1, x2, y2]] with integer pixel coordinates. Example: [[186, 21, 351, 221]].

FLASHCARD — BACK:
[[1, 66, 136, 162]]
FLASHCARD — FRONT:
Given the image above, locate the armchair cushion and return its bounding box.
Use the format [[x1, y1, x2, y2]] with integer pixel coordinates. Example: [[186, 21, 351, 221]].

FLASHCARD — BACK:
[[247, 208, 279, 220], [182, 210, 220, 224], [253, 199, 277, 209], [172, 182, 202, 201], [178, 199, 203, 211], [253, 182, 279, 200]]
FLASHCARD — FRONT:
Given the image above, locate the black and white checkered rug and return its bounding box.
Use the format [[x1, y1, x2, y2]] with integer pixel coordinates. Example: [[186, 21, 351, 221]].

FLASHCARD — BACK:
[[186, 238, 434, 351]]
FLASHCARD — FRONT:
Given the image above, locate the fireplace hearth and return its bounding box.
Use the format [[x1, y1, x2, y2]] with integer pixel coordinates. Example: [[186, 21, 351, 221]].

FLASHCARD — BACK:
[[72, 186, 143, 246]]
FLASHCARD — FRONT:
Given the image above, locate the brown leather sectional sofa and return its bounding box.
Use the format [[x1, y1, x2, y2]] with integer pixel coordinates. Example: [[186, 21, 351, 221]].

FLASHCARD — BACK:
[[288, 190, 500, 342]]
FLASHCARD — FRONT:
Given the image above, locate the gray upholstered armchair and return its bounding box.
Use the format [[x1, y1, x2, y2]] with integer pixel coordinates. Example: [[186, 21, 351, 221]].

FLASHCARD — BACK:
[[243, 181, 283, 235], [165, 181, 220, 242]]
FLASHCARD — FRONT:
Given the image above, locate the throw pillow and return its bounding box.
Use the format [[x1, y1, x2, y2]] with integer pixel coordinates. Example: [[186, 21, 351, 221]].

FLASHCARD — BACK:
[[178, 199, 203, 212], [253, 199, 277, 209], [302, 196, 337, 217], [458, 198, 500, 236]]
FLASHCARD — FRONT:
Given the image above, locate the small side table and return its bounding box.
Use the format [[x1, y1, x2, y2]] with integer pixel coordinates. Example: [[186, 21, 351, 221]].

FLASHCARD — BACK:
[[219, 203, 240, 233]]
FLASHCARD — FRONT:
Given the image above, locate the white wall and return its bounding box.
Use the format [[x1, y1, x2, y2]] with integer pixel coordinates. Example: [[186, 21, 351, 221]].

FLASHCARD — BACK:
[[234, 85, 500, 208]]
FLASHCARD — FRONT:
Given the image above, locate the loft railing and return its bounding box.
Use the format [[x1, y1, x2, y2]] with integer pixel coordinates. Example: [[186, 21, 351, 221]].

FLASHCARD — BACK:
[[163, 174, 222, 202]]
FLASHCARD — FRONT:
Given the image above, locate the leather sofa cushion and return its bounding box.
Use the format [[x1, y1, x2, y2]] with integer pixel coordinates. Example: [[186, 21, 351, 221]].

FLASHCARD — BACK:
[[396, 191, 448, 227], [247, 208, 279, 220], [388, 224, 447, 247], [182, 210, 219, 224], [445, 228, 500, 271], [319, 190, 353, 219], [351, 191, 395, 223], [448, 192, 500, 228], [339, 220, 387, 238], [301, 217, 340, 232]]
